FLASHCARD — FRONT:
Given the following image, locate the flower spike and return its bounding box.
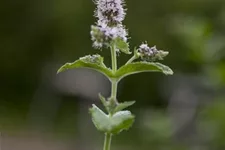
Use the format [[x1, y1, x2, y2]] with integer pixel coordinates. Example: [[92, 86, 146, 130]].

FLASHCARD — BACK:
[[91, 0, 128, 49]]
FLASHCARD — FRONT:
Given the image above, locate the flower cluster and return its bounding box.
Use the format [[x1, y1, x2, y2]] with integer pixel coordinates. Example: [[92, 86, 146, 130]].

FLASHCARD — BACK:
[[137, 43, 169, 61], [91, 25, 127, 48], [95, 0, 126, 26], [91, 0, 128, 49]]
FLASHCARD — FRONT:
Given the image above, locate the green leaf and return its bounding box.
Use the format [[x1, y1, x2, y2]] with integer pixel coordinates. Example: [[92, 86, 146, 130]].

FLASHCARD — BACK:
[[57, 54, 114, 78], [99, 94, 135, 114], [114, 38, 131, 54], [99, 93, 107, 107], [115, 62, 173, 80], [90, 104, 135, 134], [89, 104, 110, 132], [110, 110, 135, 134], [98, 93, 110, 112], [99, 93, 117, 114], [114, 101, 136, 113]]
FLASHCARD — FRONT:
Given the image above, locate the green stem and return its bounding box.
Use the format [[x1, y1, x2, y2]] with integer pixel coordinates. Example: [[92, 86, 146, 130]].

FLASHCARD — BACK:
[[110, 45, 118, 103], [125, 55, 138, 65], [103, 133, 112, 150], [103, 45, 118, 150], [110, 79, 118, 104], [110, 45, 117, 73]]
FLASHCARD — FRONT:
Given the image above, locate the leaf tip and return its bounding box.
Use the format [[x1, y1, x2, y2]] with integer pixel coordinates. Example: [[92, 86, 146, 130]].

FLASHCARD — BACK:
[[163, 67, 174, 75], [56, 63, 71, 74], [57, 68, 63, 74], [89, 104, 97, 113]]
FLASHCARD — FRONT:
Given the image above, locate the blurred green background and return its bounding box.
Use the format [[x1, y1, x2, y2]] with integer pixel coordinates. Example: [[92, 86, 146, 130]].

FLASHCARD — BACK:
[[1, 0, 225, 150]]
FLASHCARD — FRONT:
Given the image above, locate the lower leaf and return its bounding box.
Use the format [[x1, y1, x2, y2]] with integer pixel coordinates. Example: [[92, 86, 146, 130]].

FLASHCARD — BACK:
[[90, 104, 135, 134]]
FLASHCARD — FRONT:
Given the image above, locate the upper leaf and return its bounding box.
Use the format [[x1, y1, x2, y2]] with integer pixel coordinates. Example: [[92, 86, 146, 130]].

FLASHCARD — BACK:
[[57, 54, 114, 78], [90, 104, 135, 134], [114, 38, 131, 54], [115, 61, 173, 81]]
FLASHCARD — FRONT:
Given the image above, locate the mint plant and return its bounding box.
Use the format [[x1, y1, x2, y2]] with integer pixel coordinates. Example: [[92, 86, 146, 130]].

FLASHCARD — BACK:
[[57, 0, 173, 150]]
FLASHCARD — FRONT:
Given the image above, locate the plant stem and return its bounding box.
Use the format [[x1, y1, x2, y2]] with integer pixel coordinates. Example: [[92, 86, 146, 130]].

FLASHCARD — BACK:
[[110, 45, 118, 102], [103, 45, 118, 150], [110, 79, 118, 103], [103, 133, 112, 150], [111, 45, 117, 73], [125, 55, 137, 65]]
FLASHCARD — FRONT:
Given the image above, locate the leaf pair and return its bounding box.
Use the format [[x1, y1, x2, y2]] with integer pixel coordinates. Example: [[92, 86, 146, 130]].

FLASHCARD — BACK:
[[57, 54, 173, 82]]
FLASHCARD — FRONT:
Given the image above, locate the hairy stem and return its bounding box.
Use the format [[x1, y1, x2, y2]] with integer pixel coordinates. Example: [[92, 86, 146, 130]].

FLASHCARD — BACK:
[[111, 45, 117, 72], [110, 45, 118, 102], [103, 45, 118, 150], [110, 79, 118, 103], [103, 133, 112, 150]]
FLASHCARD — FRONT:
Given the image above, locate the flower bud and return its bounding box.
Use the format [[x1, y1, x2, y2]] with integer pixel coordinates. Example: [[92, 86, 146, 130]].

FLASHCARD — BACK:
[[137, 43, 168, 61]]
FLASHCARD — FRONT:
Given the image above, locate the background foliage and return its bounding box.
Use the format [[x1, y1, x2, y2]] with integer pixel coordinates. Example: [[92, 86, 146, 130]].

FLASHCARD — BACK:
[[1, 0, 225, 150]]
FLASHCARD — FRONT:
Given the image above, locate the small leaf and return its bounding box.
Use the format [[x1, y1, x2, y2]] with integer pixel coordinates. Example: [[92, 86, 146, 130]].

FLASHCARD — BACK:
[[90, 104, 135, 134], [99, 93, 107, 107], [57, 54, 114, 78], [158, 50, 169, 58], [98, 93, 109, 112], [114, 38, 131, 54], [115, 62, 173, 81], [114, 101, 136, 113]]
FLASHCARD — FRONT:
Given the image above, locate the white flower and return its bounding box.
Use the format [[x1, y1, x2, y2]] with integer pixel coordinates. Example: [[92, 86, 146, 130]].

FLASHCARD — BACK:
[[95, 0, 126, 26], [138, 44, 155, 56], [91, 0, 128, 49]]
